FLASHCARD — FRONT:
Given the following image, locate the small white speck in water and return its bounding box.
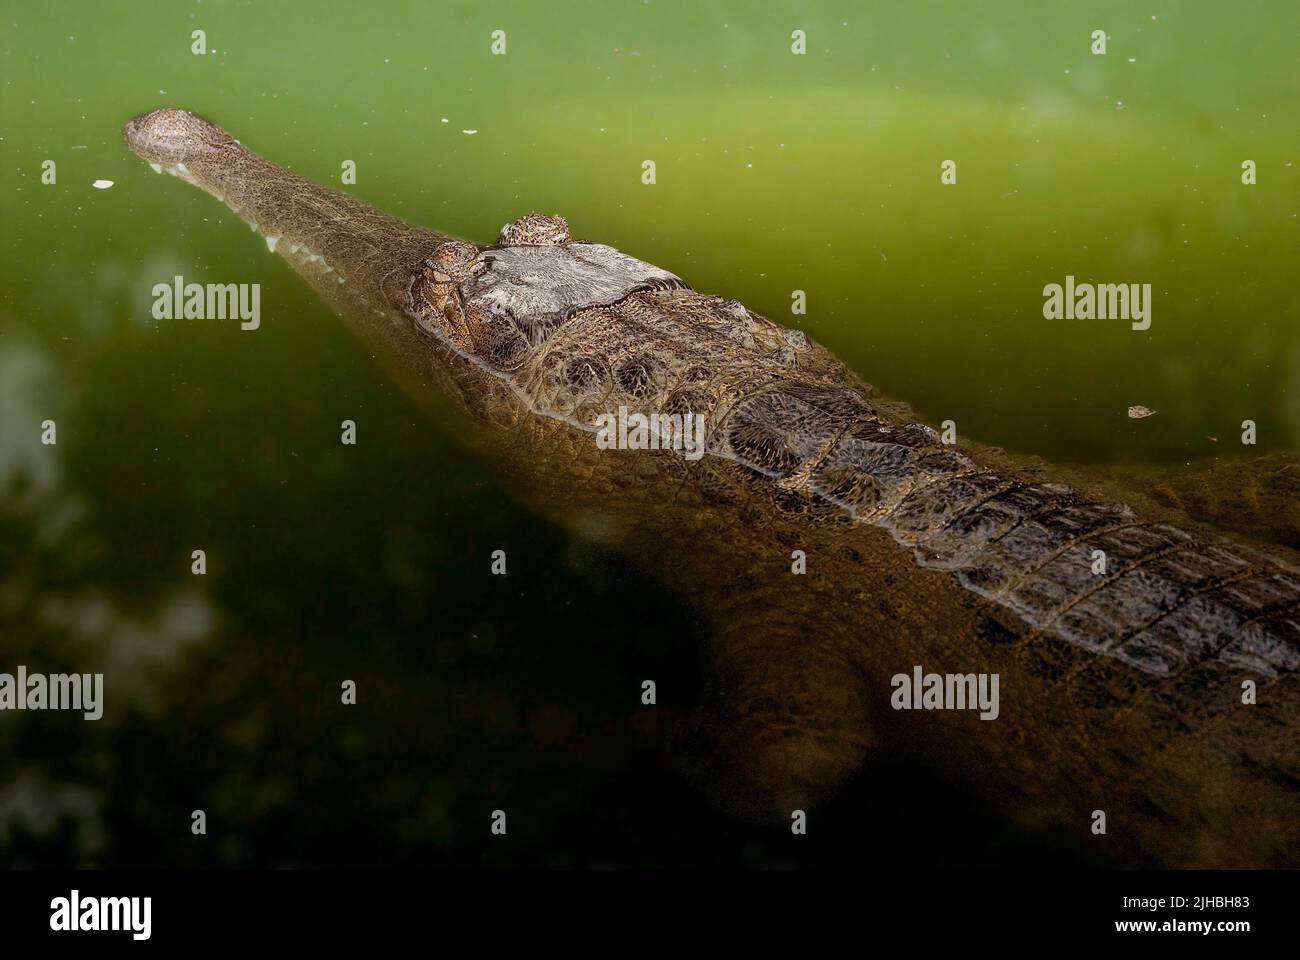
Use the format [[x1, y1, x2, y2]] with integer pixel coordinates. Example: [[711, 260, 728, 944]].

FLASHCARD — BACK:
[[92, 179, 113, 189], [462, 129, 478, 135]]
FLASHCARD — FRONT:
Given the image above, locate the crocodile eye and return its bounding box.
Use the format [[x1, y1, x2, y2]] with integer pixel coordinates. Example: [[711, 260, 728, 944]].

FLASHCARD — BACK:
[[423, 240, 480, 281], [497, 213, 571, 246]]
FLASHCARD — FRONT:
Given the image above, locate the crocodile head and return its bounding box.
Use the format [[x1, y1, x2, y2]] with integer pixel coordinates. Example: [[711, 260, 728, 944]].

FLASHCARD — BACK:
[[123, 108, 829, 436], [407, 212, 688, 380]]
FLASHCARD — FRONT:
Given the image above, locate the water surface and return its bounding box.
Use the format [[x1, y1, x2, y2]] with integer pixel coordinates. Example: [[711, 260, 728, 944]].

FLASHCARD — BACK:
[[1, 0, 1295, 867]]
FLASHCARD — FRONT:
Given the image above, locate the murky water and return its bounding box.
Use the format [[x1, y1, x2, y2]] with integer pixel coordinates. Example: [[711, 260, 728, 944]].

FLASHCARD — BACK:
[[1, 1, 1295, 866]]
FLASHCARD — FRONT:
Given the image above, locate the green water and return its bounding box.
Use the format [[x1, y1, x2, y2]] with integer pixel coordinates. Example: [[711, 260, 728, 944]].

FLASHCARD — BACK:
[[0, 1, 1296, 866]]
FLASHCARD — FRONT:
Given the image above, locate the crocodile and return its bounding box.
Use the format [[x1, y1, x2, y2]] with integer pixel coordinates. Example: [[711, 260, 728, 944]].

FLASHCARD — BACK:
[[123, 108, 1300, 868]]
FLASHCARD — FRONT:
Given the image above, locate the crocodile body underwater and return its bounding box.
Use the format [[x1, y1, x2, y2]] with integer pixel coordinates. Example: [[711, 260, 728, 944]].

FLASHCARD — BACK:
[[124, 108, 1300, 868]]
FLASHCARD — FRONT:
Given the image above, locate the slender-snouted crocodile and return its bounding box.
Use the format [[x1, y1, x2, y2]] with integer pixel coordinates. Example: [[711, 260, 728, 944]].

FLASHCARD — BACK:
[[124, 108, 1300, 867]]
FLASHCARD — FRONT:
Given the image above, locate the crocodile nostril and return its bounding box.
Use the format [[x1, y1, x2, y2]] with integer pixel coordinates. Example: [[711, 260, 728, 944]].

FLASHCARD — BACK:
[[122, 108, 236, 165]]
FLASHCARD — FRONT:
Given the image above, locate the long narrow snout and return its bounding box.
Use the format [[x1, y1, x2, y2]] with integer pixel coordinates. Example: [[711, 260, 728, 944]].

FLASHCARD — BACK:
[[122, 107, 471, 319]]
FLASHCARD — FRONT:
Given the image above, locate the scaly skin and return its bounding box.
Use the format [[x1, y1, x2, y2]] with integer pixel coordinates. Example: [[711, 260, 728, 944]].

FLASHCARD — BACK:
[[124, 108, 1300, 867]]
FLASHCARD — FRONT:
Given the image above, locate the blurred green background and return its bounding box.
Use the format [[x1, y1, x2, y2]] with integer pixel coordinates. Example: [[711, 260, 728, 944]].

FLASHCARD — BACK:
[[0, 0, 1295, 866]]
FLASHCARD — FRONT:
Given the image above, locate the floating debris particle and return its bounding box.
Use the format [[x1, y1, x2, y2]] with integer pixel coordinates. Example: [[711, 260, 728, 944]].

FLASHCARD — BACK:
[[1127, 405, 1156, 419], [91, 179, 114, 189], [461, 129, 478, 135]]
